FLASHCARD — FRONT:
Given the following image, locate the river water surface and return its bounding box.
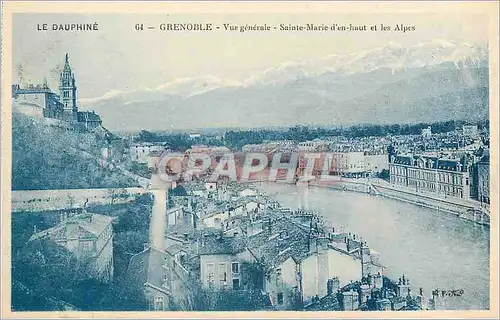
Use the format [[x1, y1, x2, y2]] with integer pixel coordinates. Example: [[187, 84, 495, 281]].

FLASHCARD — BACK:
[[257, 182, 490, 310]]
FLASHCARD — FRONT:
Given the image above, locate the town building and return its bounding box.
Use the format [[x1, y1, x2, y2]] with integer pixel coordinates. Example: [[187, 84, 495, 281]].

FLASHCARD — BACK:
[[77, 111, 102, 131], [198, 234, 251, 291], [389, 154, 470, 199], [298, 139, 330, 152], [463, 125, 479, 138], [330, 152, 366, 177], [12, 83, 64, 119], [130, 142, 169, 163], [421, 126, 432, 138], [29, 210, 114, 282], [189, 132, 202, 139], [477, 153, 490, 204], [364, 154, 389, 174], [125, 244, 193, 311]]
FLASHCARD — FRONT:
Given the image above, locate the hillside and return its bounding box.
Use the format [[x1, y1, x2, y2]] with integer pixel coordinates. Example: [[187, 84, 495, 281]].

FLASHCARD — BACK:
[[12, 114, 135, 190]]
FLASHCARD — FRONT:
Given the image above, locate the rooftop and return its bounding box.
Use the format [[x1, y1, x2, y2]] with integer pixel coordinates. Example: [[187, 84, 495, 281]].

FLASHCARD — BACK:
[[29, 213, 113, 242]]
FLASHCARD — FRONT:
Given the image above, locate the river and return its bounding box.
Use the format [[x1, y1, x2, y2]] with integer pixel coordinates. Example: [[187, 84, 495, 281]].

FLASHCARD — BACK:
[[257, 182, 490, 310]]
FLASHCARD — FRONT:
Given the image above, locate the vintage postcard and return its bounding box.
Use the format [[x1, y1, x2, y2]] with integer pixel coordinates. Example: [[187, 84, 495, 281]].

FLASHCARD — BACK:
[[1, 1, 498, 319]]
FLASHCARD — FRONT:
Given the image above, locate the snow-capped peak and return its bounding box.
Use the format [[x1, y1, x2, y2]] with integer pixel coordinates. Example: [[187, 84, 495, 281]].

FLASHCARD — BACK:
[[80, 39, 487, 104], [156, 75, 241, 97], [244, 39, 487, 85]]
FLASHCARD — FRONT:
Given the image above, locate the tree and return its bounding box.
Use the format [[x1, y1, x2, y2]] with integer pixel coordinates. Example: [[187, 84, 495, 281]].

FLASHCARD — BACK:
[[11, 239, 83, 310]]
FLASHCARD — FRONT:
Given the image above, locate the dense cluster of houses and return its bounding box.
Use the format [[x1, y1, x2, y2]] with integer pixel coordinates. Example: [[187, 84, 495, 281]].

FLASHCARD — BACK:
[[24, 179, 452, 311], [122, 180, 445, 311]]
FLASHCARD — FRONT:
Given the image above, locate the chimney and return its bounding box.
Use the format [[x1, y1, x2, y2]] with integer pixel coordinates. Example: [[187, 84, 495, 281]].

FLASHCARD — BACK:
[[417, 288, 428, 310], [309, 234, 318, 253], [262, 217, 272, 234], [373, 272, 383, 289], [317, 236, 330, 252], [327, 277, 340, 295], [201, 234, 206, 247], [397, 275, 410, 297], [346, 238, 361, 252]]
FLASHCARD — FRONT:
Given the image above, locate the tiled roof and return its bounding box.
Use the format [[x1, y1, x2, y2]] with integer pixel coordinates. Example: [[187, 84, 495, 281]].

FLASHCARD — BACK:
[[198, 234, 247, 255], [246, 216, 311, 268], [29, 213, 113, 241], [126, 247, 170, 293], [392, 154, 467, 172]]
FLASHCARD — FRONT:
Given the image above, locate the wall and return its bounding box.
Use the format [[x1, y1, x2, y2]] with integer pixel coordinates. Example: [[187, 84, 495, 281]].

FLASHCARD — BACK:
[[13, 99, 45, 118], [264, 257, 298, 309], [478, 163, 490, 204], [327, 249, 362, 288], [12, 187, 143, 212], [301, 248, 362, 304], [373, 184, 490, 225], [331, 152, 366, 175], [144, 287, 170, 311], [200, 253, 243, 290], [203, 211, 229, 229], [365, 154, 389, 173], [93, 234, 114, 282]]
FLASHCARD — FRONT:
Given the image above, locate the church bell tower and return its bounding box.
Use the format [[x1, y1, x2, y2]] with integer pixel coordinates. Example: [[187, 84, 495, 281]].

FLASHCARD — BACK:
[[59, 53, 78, 122]]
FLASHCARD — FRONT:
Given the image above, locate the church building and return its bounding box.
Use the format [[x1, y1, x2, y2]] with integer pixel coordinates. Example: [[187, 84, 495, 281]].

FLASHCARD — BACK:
[[59, 53, 79, 122], [12, 53, 103, 131]]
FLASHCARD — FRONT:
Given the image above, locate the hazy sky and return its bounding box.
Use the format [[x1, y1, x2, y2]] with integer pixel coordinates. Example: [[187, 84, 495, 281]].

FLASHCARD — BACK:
[[13, 12, 488, 101]]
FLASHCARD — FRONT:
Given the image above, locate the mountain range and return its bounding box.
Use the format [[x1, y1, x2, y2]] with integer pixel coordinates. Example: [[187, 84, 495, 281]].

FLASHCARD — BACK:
[[79, 40, 489, 132]]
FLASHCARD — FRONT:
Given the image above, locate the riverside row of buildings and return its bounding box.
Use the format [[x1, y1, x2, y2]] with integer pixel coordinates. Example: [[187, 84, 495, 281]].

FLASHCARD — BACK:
[[388, 148, 490, 204], [129, 140, 489, 205], [12, 54, 103, 131]]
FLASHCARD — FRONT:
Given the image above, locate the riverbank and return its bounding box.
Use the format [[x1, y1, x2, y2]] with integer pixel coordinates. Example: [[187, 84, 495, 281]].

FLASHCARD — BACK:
[[304, 177, 490, 227]]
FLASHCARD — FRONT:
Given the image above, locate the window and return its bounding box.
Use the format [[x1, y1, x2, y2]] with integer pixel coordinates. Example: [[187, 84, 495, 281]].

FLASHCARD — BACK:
[[232, 278, 240, 290], [154, 296, 164, 311], [82, 241, 91, 252], [207, 263, 215, 285], [277, 292, 284, 305], [232, 262, 239, 274], [218, 263, 226, 278]]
